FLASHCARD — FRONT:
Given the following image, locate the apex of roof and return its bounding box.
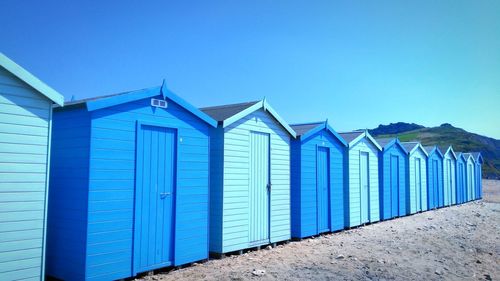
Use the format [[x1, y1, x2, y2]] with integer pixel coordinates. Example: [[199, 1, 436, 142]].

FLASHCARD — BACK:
[[290, 121, 325, 137], [200, 99, 296, 137], [339, 130, 382, 151], [338, 131, 364, 143], [59, 81, 217, 127], [200, 101, 260, 122]]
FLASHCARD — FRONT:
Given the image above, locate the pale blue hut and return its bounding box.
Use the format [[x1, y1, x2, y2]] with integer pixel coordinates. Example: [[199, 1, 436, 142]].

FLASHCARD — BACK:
[[290, 121, 347, 238], [201, 100, 296, 254], [439, 145, 457, 206], [401, 142, 428, 214], [0, 53, 64, 280], [471, 152, 484, 200], [463, 153, 476, 202], [339, 130, 382, 227]]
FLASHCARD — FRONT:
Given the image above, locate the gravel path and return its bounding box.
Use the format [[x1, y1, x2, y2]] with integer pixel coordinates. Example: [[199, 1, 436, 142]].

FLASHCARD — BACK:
[[136, 180, 500, 281]]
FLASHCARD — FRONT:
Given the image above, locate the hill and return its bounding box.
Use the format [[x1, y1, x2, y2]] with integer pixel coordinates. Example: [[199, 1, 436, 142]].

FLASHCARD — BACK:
[[369, 123, 500, 179]]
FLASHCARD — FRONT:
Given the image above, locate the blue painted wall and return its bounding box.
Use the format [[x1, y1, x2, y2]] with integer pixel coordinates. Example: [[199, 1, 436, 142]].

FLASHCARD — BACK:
[[426, 150, 443, 209], [291, 128, 345, 238], [47, 94, 211, 280], [455, 155, 466, 204], [475, 158, 483, 199], [46, 107, 90, 280], [378, 142, 407, 220], [0, 66, 54, 280]]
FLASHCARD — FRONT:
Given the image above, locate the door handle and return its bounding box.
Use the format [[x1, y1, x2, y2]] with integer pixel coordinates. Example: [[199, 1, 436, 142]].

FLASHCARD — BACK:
[[160, 192, 171, 199], [267, 183, 271, 191]]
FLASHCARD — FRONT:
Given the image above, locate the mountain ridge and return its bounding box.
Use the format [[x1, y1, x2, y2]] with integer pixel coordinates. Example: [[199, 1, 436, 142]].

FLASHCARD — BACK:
[[368, 122, 500, 179]]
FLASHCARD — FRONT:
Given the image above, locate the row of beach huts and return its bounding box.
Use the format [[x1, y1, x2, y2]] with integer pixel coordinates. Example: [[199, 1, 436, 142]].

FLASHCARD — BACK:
[[0, 53, 484, 280]]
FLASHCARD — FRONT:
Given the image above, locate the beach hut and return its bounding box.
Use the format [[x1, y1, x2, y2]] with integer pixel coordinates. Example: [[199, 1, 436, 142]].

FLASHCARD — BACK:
[[463, 153, 476, 202], [290, 121, 347, 238], [46, 84, 217, 280], [0, 53, 64, 280], [200, 100, 296, 254], [455, 152, 467, 204], [338, 130, 382, 227], [439, 145, 457, 206], [471, 152, 484, 200], [424, 146, 443, 209], [401, 142, 428, 214], [375, 138, 407, 220]]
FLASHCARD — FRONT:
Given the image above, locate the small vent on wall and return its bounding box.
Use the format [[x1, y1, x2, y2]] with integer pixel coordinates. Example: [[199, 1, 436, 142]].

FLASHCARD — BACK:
[[151, 98, 168, 108]]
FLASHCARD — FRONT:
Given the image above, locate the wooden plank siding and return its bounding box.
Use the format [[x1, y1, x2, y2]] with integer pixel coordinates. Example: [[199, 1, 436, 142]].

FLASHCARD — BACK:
[[291, 129, 345, 238], [443, 152, 456, 205], [47, 94, 211, 280], [46, 107, 90, 281], [465, 157, 476, 202], [378, 143, 407, 220], [0, 66, 52, 280], [209, 109, 291, 254], [427, 150, 443, 209], [475, 161, 482, 199], [345, 138, 380, 227], [406, 148, 428, 214]]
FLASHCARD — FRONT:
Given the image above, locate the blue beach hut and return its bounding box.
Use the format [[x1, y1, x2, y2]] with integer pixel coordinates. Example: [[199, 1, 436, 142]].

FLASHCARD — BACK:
[[200, 100, 296, 254], [424, 146, 444, 209], [338, 130, 382, 227], [455, 152, 467, 204], [471, 152, 484, 200], [0, 53, 64, 280], [290, 121, 347, 238], [401, 142, 428, 214], [463, 153, 476, 202], [439, 145, 457, 206], [46, 84, 217, 280], [375, 138, 408, 220]]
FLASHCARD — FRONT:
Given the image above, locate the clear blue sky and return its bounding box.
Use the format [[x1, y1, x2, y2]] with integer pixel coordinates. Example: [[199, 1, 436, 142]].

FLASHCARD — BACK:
[[1, 1, 499, 138]]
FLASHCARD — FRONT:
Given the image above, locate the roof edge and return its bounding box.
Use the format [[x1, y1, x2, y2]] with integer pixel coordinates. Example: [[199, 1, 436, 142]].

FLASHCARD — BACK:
[[222, 100, 297, 138], [297, 121, 348, 147], [0, 53, 64, 106]]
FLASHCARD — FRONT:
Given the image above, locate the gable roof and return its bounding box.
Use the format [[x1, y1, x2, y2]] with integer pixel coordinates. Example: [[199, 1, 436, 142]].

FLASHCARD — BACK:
[[63, 81, 217, 127], [199, 101, 260, 122], [463, 153, 476, 164], [424, 145, 443, 158], [291, 122, 323, 137], [471, 152, 484, 163], [455, 152, 466, 162], [375, 137, 407, 153], [438, 145, 457, 160], [200, 99, 296, 137], [0, 53, 64, 106], [290, 121, 347, 147], [401, 142, 428, 157], [339, 130, 382, 151]]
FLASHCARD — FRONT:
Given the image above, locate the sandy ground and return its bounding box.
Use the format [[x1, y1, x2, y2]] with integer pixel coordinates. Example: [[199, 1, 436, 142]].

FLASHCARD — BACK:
[[137, 180, 500, 281]]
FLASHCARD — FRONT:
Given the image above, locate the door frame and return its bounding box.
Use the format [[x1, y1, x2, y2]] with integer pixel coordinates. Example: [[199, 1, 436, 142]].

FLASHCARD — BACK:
[[359, 151, 370, 223], [132, 120, 178, 275], [316, 145, 331, 233], [248, 130, 271, 246], [390, 154, 399, 218]]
